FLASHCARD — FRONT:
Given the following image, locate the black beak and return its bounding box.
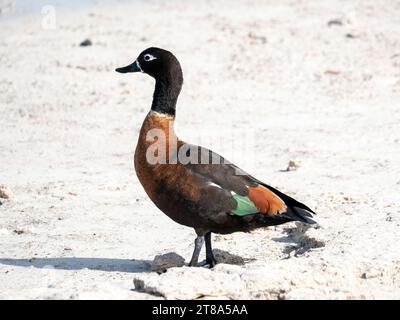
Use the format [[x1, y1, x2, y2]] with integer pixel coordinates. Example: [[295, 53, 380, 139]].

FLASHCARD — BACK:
[[115, 60, 142, 73]]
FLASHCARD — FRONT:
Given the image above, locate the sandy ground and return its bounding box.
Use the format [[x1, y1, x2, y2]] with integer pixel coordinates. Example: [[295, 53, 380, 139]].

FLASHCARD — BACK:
[[0, 0, 400, 299]]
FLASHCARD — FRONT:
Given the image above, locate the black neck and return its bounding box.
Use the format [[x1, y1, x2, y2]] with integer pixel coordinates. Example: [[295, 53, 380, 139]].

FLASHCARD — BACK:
[[151, 76, 182, 117]]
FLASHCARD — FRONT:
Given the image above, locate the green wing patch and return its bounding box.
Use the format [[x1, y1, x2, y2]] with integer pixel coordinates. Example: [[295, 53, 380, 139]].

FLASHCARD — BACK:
[[230, 194, 259, 216]]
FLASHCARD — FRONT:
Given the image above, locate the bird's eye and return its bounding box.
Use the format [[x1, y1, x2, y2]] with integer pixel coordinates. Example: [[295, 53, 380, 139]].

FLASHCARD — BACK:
[[144, 54, 156, 62]]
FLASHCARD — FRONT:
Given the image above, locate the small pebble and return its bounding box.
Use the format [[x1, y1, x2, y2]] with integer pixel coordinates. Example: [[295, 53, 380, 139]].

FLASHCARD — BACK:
[[324, 70, 340, 75], [286, 160, 301, 171], [0, 185, 13, 199], [79, 39, 92, 47], [327, 19, 343, 27]]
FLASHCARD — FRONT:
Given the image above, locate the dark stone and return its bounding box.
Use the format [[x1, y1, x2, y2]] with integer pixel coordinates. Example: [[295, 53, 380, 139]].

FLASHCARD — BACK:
[[79, 39, 92, 47], [327, 19, 343, 27]]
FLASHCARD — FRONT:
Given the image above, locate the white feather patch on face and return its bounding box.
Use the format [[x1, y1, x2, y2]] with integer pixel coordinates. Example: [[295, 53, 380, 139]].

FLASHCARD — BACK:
[[144, 53, 157, 62], [135, 60, 143, 73]]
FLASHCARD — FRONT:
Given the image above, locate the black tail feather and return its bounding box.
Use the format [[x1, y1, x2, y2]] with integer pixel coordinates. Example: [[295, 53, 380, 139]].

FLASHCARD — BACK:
[[264, 184, 316, 214], [292, 207, 317, 224], [278, 206, 316, 224]]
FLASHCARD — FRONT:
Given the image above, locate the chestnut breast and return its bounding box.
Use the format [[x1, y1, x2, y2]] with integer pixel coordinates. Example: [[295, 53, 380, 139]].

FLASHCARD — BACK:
[[134, 112, 203, 226]]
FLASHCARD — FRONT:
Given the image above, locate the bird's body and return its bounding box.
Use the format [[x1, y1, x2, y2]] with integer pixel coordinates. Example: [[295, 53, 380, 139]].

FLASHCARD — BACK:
[[117, 47, 316, 267]]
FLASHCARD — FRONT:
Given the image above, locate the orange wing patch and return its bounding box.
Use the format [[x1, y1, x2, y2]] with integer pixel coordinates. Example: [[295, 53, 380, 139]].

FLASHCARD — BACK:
[[248, 185, 287, 217]]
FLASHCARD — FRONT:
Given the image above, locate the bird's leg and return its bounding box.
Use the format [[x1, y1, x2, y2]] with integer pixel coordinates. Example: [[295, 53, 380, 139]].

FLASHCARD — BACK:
[[204, 232, 217, 268], [188, 236, 204, 267]]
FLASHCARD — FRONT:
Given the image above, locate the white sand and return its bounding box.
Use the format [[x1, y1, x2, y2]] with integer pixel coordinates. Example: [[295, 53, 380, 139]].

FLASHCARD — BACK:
[[0, 0, 399, 299]]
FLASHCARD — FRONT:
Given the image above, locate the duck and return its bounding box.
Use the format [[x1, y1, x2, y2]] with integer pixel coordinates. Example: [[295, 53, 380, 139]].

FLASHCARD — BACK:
[[116, 47, 316, 267]]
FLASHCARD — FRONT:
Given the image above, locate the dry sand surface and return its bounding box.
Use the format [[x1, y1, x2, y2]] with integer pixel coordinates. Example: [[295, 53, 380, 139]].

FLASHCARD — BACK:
[[0, 0, 399, 299]]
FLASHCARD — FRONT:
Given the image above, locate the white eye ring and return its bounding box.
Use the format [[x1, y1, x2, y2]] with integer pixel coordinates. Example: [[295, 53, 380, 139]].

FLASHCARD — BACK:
[[144, 54, 157, 62]]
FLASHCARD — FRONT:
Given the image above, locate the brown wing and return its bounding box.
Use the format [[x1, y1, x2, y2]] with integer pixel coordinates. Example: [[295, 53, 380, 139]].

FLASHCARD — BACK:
[[183, 144, 287, 216], [182, 144, 315, 223]]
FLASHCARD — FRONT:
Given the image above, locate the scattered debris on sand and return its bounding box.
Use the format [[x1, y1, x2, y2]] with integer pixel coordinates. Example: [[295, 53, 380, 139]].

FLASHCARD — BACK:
[[327, 19, 343, 27], [79, 39, 92, 47], [346, 33, 358, 39], [0, 185, 13, 200], [286, 160, 302, 171]]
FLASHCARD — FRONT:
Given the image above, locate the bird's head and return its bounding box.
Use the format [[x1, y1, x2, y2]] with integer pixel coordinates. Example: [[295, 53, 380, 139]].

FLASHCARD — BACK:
[[115, 47, 182, 83]]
